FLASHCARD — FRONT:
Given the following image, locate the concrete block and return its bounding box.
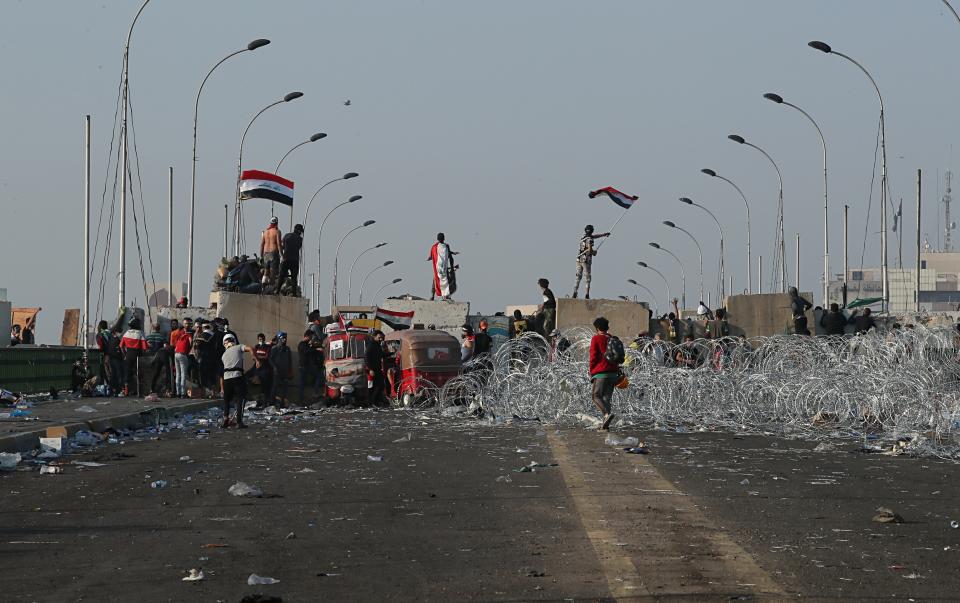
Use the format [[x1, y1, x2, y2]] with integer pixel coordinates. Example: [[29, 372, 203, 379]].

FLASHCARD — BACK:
[[209, 291, 309, 348], [724, 292, 814, 338], [555, 298, 649, 339], [0, 301, 10, 348], [379, 299, 470, 338]]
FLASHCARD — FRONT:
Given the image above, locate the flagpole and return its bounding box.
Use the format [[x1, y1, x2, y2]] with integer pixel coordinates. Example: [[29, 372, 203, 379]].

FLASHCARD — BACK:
[[594, 206, 630, 252]]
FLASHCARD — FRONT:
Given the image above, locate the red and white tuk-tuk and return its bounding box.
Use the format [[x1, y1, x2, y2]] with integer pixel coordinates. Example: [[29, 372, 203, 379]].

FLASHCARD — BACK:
[[384, 329, 461, 407]]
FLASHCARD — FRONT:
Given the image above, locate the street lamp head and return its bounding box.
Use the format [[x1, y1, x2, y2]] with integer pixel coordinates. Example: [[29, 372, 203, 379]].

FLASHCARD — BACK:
[[701, 168, 717, 177], [679, 197, 693, 205], [728, 134, 746, 144], [649, 242, 661, 249], [375, 242, 387, 248], [362, 220, 376, 227], [309, 132, 327, 142], [383, 260, 394, 267], [343, 172, 359, 179], [763, 92, 784, 104], [247, 39, 271, 51], [283, 91, 304, 102], [637, 261, 648, 268], [663, 220, 677, 228], [628, 279, 639, 285], [392, 278, 402, 284], [618, 295, 630, 302], [808, 40, 832, 54], [348, 195, 362, 203]]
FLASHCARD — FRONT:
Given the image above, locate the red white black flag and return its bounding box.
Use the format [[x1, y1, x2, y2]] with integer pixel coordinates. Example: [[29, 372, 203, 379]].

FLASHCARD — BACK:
[[375, 308, 414, 331], [240, 170, 294, 207]]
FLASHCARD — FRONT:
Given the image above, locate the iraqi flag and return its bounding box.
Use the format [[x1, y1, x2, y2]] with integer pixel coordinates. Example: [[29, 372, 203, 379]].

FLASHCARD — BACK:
[[375, 308, 414, 331], [588, 186, 638, 209], [240, 170, 294, 207]]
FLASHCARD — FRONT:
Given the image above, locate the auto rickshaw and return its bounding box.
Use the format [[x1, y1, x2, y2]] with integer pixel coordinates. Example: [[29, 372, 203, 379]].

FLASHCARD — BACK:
[[323, 324, 372, 404], [384, 329, 462, 407]]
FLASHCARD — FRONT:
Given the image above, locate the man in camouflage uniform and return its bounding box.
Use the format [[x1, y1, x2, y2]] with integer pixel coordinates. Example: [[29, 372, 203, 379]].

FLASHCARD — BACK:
[[571, 224, 610, 299]]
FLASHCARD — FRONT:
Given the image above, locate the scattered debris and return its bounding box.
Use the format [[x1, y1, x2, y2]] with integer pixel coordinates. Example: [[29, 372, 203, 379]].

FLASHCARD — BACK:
[[182, 568, 204, 582], [624, 446, 649, 454], [39, 465, 62, 474], [285, 532, 296, 540], [0, 452, 21, 471], [393, 433, 413, 443], [951, 520, 959, 529], [812, 442, 835, 452], [873, 507, 904, 523], [247, 573, 280, 585], [604, 435, 639, 447], [228, 482, 263, 497], [179, 456, 192, 462], [367, 455, 383, 462], [495, 475, 513, 483], [151, 480, 168, 489], [73, 461, 106, 467], [74, 405, 98, 413], [201, 543, 230, 549], [739, 479, 750, 485]]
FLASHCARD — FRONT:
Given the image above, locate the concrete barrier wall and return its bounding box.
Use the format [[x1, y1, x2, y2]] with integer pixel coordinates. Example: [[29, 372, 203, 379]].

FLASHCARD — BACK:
[[0, 301, 11, 348], [556, 298, 649, 339], [210, 292, 309, 348], [379, 299, 470, 338], [724, 292, 814, 339]]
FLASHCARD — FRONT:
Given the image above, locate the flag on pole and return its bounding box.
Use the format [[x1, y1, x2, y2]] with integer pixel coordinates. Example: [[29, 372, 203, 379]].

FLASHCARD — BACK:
[[240, 170, 294, 207], [588, 186, 638, 209], [375, 307, 415, 331]]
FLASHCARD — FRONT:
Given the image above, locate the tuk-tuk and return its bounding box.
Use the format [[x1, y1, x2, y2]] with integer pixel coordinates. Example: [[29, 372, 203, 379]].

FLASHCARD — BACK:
[[384, 329, 461, 407], [323, 324, 372, 403]]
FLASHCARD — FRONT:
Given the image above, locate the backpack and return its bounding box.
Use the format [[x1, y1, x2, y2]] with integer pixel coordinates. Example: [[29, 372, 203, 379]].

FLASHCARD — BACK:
[[604, 335, 625, 365]]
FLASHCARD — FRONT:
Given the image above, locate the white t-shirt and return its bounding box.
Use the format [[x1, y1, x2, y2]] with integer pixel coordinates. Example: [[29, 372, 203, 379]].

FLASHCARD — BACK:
[[222, 345, 247, 380]]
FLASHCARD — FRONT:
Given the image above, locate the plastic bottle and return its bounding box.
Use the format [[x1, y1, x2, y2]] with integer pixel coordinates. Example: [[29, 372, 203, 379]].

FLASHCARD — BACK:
[[150, 480, 168, 489]]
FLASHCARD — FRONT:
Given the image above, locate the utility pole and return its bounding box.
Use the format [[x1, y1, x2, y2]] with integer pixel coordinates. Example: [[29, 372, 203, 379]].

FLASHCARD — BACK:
[[917, 169, 922, 313], [83, 115, 91, 349], [843, 205, 849, 307], [167, 167, 173, 306]]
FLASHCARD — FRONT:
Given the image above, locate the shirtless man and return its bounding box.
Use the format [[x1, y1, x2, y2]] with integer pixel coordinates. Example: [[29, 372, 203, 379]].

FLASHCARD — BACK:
[[260, 217, 282, 286]]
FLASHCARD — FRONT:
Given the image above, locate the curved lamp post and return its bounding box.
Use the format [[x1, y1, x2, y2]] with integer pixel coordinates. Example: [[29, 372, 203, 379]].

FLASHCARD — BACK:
[[728, 133, 786, 292], [333, 220, 376, 307], [348, 242, 387, 304], [701, 168, 752, 294], [680, 197, 724, 301], [275, 131, 327, 228], [313, 192, 361, 300], [649, 242, 686, 310], [808, 40, 887, 311], [234, 91, 303, 255], [187, 37, 270, 305], [359, 260, 394, 304], [626, 279, 660, 313], [663, 220, 704, 303], [372, 278, 403, 305], [636, 261, 670, 311], [764, 92, 829, 305]]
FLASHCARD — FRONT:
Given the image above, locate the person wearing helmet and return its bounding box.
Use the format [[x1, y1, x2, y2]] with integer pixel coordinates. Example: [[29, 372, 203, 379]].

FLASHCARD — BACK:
[[260, 216, 282, 288], [220, 333, 252, 428], [572, 224, 610, 299], [278, 223, 304, 296], [788, 286, 813, 335], [268, 331, 292, 406]]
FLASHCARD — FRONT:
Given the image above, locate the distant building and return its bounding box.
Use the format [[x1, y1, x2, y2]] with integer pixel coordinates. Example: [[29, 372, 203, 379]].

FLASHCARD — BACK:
[[147, 282, 187, 308], [827, 252, 960, 313]]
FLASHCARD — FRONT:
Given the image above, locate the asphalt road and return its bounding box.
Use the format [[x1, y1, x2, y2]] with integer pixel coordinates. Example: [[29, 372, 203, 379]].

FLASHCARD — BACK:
[[2, 408, 959, 602]]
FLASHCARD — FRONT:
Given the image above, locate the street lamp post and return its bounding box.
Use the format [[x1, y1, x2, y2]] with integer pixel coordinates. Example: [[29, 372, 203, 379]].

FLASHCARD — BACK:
[[348, 242, 387, 304], [275, 132, 327, 229], [233, 91, 303, 256], [701, 168, 752, 294], [636, 261, 670, 311], [372, 278, 403, 305], [808, 40, 888, 312], [728, 133, 786, 292], [118, 0, 154, 311], [314, 192, 361, 305], [679, 197, 725, 301], [649, 242, 686, 310], [359, 260, 395, 304], [662, 220, 704, 302], [333, 220, 376, 308], [626, 279, 660, 313], [187, 37, 270, 306], [763, 92, 829, 306]]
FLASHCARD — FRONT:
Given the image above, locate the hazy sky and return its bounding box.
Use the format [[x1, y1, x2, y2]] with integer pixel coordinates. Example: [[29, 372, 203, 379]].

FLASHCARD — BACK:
[[3, 0, 960, 342]]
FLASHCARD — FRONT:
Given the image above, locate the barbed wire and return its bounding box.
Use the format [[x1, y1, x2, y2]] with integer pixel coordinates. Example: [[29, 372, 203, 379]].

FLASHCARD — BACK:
[[427, 327, 960, 459]]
